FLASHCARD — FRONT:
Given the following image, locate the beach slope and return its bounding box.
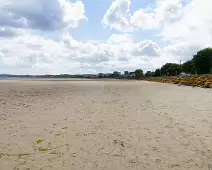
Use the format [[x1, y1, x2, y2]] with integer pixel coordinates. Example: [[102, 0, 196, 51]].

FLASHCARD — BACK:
[[0, 79, 212, 170]]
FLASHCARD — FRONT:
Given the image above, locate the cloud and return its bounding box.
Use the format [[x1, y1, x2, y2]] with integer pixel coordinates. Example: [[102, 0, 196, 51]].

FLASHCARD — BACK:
[[157, 0, 212, 66], [102, 0, 212, 64], [63, 33, 161, 67], [0, 27, 25, 37], [102, 0, 183, 32], [161, 0, 212, 45], [133, 40, 161, 57], [130, 10, 158, 30], [102, 0, 133, 32], [0, 31, 161, 74], [0, 52, 4, 61], [0, 0, 87, 31]]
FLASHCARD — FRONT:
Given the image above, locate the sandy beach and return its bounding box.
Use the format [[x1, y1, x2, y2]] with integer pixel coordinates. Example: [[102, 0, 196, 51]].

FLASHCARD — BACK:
[[0, 79, 212, 170]]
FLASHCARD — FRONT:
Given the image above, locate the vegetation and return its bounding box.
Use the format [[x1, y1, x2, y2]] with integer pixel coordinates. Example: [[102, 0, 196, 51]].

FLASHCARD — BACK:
[[135, 69, 143, 79], [0, 153, 31, 158], [17, 153, 30, 158], [55, 133, 62, 136], [38, 148, 50, 152], [148, 48, 212, 77], [36, 139, 44, 144], [144, 48, 212, 88], [154, 69, 161, 77], [161, 63, 181, 76], [149, 48, 212, 77], [0, 153, 10, 158], [145, 75, 212, 88], [193, 48, 212, 74], [182, 60, 196, 74]]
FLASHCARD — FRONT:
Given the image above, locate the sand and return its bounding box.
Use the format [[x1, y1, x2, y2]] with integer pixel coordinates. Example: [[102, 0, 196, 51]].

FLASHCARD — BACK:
[[0, 79, 212, 170]]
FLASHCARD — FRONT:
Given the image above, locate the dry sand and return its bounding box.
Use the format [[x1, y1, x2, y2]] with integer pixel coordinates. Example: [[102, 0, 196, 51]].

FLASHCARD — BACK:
[[0, 79, 212, 170]]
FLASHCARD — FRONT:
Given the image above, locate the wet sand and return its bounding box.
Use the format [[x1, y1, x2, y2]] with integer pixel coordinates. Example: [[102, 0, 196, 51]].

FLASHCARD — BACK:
[[0, 79, 212, 170]]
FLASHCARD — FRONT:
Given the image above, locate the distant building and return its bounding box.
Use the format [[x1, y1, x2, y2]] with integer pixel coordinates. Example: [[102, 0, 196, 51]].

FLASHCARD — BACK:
[[113, 71, 121, 77], [88, 75, 98, 78], [98, 73, 104, 78], [105, 73, 113, 78], [83, 74, 97, 78], [124, 71, 129, 75], [180, 72, 191, 77], [145, 71, 152, 77], [128, 72, 135, 78]]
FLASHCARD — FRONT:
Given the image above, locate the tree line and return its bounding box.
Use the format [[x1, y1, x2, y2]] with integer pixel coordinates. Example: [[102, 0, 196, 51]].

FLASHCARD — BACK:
[[134, 47, 212, 79]]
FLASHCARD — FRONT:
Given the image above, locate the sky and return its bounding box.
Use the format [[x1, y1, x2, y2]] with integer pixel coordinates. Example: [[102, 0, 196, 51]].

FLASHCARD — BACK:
[[0, 0, 212, 75]]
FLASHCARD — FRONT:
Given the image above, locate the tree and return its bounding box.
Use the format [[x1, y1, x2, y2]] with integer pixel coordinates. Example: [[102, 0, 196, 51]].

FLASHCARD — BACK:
[[182, 60, 196, 74], [135, 69, 143, 79], [154, 69, 161, 77], [145, 71, 152, 77], [161, 63, 180, 76], [161, 63, 172, 75], [193, 48, 212, 74]]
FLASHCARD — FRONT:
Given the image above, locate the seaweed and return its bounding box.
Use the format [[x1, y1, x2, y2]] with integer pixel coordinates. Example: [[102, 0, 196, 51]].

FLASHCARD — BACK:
[[36, 139, 44, 144]]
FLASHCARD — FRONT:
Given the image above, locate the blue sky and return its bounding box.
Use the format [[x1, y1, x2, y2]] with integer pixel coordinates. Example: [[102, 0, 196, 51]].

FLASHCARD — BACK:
[[46, 0, 159, 42], [69, 0, 160, 41], [0, 0, 211, 74]]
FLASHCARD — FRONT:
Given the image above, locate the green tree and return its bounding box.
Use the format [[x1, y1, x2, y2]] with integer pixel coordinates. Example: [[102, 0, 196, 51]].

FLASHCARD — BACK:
[[145, 71, 152, 77], [182, 60, 196, 74], [193, 48, 212, 74], [154, 69, 161, 77], [161, 63, 180, 76], [161, 63, 172, 75], [135, 69, 143, 79]]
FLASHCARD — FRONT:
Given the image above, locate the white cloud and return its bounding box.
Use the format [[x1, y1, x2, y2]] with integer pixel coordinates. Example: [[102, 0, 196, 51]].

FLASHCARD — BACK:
[[0, 31, 161, 74], [59, 0, 87, 29], [0, 52, 4, 61], [0, 0, 87, 31], [103, 0, 212, 45], [162, 0, 212, 45], [103, 0, 212, 65], [102, 0, 133, 32], [158, 0, 212, 65], [130, 10, 158, 30], [102, 0, 185, 32], [155, 0, 183, 21]]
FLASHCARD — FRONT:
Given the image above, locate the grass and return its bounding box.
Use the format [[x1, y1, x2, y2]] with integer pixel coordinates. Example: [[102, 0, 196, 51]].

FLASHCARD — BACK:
[[17, 153, 30, 158], [0, 153, 32, 159], [55, 133, 62, 136], [66, 144, 70, 152], [36, 139, 44, 144], [38, 148, 50, 152], [0, 153, 10, 158]]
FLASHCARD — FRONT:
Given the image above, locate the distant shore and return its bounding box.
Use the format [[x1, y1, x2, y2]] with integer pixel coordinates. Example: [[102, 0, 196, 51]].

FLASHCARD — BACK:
[[1, 75, 211, 88]]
